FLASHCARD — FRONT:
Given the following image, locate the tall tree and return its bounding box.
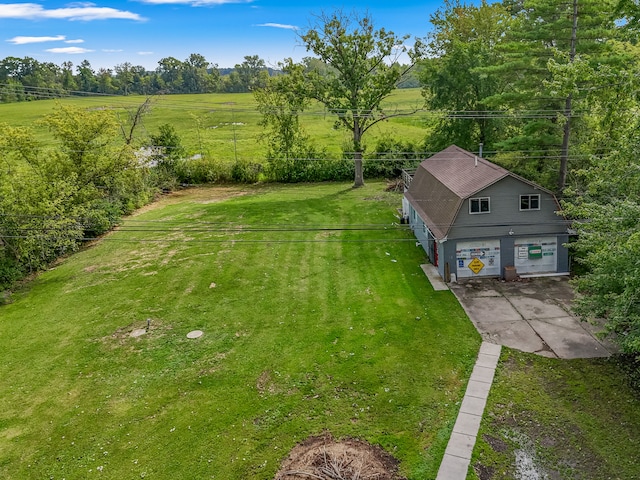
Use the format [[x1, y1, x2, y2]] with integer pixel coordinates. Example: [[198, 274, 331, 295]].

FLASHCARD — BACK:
[[291, 10, 424, 187], [114, 62, 134, 95], [482, 0, 627, 191], [61, 61, 77, 91], [234, 55, 268, 92], [183, 53, 218, 93], [96, 68, 116, 94], [562, 129, 640, 358], [76, 60, 97, 93], [156, 57, 184, 92], [421, 0, 511, 152], [254, 70, 326, 182]]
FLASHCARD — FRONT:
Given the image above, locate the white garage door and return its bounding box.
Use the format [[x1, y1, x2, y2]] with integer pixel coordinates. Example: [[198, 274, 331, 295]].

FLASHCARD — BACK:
[[514, 237, 557, 274], [456, 240, 501, 278]]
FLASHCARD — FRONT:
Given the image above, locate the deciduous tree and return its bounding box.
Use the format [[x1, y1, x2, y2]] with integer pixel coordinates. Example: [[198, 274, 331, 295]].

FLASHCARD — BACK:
[[562, 134, 640, 357], [254, 69, 327, 182], [290, 10, 425, 187], [421, 0, 511, 152]]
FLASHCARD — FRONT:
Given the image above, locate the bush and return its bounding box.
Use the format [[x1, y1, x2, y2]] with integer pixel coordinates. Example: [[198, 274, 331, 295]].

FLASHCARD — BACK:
[[363, 136, 423, 179], [0, 256, 24, 291], [231, 159, 262, 183], [82, 200, 123, 237], [174, 157, 233, 184]]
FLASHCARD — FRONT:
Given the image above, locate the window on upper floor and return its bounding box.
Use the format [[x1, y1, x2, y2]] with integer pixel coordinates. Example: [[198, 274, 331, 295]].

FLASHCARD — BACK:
[[520, 194, 540, 211], [469, 197, 490, 214]]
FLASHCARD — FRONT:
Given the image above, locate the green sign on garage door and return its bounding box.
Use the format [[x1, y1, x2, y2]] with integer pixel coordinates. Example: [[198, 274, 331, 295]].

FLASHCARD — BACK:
[[528, 246, 542, 259]]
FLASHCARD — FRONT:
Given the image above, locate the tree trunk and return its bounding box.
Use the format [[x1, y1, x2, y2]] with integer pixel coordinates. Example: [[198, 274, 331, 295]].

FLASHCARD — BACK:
[[558, 0, 579, 195], [353, 118, 364, 187], [354, 151, 364, 187], [558, 93, 572, 194]]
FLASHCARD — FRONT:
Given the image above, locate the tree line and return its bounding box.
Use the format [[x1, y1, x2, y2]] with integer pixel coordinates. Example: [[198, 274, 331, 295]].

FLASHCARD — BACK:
[[0, 54, 277, 99], [0, 53, 419, 102]]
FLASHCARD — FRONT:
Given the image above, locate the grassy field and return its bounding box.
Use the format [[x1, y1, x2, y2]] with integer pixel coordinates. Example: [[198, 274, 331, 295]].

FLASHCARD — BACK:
[[472, 349, 640, 479], [0, 182, 481, 479], [1, 182, 639, 479], [0, 88, 431, 161]]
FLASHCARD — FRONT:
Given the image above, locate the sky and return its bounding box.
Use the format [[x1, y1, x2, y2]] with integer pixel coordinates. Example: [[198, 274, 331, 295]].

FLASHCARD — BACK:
[[0, 0, 466, 71]]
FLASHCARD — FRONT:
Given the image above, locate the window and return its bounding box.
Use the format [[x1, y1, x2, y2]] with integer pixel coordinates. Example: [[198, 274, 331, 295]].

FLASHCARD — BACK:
[[520, 194, 540, 211], [469, 197, 490, 214]]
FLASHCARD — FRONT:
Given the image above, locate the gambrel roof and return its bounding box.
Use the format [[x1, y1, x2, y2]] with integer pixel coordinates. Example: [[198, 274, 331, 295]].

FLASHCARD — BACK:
[[405, 145, 558, 240]]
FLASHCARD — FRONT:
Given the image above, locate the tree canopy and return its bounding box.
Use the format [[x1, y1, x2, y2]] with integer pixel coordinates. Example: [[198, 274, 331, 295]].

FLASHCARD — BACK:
[[284, 10, 424, 187]]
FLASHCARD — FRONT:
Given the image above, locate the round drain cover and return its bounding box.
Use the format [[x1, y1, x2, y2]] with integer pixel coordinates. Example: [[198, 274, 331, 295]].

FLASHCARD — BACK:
[[187, 330, 203, 339]]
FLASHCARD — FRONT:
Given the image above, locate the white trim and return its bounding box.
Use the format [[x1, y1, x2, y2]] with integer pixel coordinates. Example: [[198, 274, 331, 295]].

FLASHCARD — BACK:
[[469, 196, 490, 214], [519, 194, 541, 211], [519, 272, 570, 278]]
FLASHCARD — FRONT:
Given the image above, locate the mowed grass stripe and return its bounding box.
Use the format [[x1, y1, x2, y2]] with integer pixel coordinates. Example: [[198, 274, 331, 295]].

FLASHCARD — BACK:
[[0, 182, 480, 479]]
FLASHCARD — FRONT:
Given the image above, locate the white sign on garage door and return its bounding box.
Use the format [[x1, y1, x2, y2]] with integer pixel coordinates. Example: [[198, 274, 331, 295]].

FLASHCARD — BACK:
[[514, 236, 557, 274], [455, 240, 501, 278]]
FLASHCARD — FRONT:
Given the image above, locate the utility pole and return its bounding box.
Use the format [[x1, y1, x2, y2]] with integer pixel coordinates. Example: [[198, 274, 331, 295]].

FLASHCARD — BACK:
[[558, 0, 578, 194], [232, 108, 238, 165]]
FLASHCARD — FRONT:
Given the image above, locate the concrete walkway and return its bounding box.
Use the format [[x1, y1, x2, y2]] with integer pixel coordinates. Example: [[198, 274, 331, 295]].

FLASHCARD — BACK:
[[436, 342, 502, 480], [420, 264, 449, 291]]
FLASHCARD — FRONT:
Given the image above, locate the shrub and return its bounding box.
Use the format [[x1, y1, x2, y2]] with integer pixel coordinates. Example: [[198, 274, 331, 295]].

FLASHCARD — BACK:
[[231, 159, 262, 183], [174, 156, 233, 184], [363, 135, 423, 179]]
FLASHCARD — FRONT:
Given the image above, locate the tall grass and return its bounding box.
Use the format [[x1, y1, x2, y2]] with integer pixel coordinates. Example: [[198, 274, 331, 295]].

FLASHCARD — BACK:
[[0, 89, 431, 162]]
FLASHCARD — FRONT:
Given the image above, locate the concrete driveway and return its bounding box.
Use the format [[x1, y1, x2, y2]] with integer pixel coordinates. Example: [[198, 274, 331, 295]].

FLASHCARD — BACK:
[[447, 276, 616, 359]]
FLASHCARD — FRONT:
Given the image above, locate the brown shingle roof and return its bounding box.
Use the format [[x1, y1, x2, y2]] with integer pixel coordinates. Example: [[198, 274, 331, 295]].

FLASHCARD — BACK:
[[423, 145, 509, 198], [405, 145, 552, 240]]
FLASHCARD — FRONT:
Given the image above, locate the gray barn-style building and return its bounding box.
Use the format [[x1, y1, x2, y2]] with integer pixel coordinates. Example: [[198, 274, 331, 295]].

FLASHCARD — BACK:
[[402, 145, 570, 281]]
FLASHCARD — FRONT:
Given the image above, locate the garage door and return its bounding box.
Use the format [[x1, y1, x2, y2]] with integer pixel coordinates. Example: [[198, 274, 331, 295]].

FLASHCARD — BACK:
[[514, 237, 557, 274], [456, 240, 501, 278]]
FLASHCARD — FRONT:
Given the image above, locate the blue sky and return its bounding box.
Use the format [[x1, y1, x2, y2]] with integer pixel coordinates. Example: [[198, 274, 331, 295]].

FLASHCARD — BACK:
[[1, 0, 462, 70]]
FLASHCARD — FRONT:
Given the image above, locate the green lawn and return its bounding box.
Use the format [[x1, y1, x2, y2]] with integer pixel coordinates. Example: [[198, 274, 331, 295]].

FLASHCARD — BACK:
[[0, 89, 431, 161], [0, 182, 481, 479], [473, 349, 640, 479]]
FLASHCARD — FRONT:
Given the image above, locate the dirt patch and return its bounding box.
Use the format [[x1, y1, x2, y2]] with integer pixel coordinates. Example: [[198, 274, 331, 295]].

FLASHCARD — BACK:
[[100, 319, 172, 349], [256, 370, 277, 395], [274, 433, 405, 480], [129, 186, 249, 216], [475, 463, 496, 480], [483, 434, 509, 453]]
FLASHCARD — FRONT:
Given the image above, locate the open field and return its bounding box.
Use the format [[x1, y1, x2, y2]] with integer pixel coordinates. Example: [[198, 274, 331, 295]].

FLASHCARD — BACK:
[[0, 88, 431, 161], [0, 182, 480, 479]]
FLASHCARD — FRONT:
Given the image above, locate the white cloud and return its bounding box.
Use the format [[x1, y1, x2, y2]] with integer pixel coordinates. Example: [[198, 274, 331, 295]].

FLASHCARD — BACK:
[[255, 23, 298, 30], [46, 46, 94, 54], [137, 51, 154, 55], [0, 3, 145, 21], [102, 48, 123, 52], [6, 34, 65, 44], [65, 38, 84, 44]]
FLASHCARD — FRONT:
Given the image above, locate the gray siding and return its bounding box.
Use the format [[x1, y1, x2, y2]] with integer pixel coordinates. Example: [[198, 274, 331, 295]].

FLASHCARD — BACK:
[[408, 204, 444, 276], [448, 176, 566, 240], [405, 171, 570, 280], [437, 234, 570, 279]]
